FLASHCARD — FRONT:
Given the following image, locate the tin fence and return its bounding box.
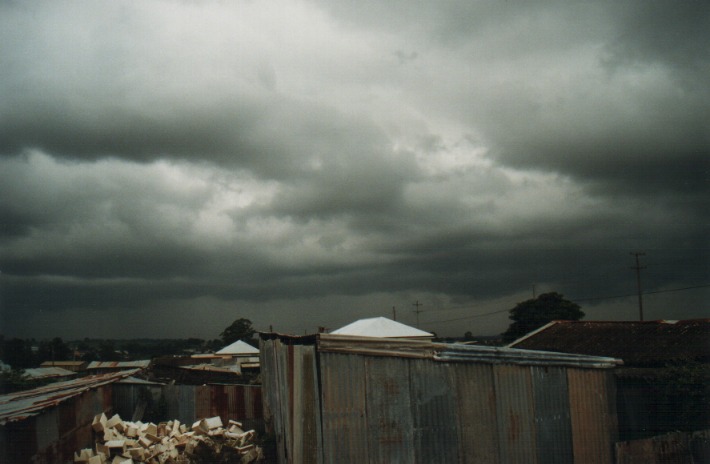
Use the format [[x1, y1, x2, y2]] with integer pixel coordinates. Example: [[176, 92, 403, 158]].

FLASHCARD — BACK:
[[260, 334, 620, 464]]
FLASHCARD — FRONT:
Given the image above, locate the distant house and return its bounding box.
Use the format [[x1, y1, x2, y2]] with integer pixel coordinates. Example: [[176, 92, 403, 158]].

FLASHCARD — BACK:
[[191, 340, 260, 373], [508, 319, 710, 440], [86, 360, 151, 375], [330, 316, 434, 339], [39, 360, 87, 373]]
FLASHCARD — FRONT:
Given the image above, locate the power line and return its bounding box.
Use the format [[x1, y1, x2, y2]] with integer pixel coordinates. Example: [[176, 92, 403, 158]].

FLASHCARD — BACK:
[[571, 283, 710, 302], [425, 308, 511, 326], [420, 283, 710, 326]]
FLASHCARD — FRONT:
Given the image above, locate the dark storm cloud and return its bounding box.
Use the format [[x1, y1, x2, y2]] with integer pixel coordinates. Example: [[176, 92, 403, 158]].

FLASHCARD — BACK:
[[0, 0, 707, 339]]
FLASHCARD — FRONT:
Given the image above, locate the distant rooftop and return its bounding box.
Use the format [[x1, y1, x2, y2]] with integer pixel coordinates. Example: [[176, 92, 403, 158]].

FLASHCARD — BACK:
[[508, 319, 710, 366], [22, 367, 76, 380], [216, 340, 260, 355], [331, 316, 434, 339], [86, 360, 151, 370]]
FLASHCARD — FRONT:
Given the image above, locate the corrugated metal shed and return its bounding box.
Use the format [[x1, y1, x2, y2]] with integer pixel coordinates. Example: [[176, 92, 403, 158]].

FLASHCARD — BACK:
[[0, 369, 138, 425], [0, 370, 137, 464], [260, 333, 621, 464]]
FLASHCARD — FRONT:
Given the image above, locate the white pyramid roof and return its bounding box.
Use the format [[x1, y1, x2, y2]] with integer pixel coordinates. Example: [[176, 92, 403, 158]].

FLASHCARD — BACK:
[[330, 317, 433, 338], [216, 340, 260, 355]]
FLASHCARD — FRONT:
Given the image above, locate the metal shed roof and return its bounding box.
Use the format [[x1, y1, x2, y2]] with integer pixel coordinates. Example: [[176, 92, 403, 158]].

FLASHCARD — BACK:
[[0, 369, 138, 425], [262, 333, 622, 368]]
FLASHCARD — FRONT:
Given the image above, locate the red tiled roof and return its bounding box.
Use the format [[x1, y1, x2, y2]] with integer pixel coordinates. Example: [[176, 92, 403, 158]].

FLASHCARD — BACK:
[[508, 319, 710, 366]]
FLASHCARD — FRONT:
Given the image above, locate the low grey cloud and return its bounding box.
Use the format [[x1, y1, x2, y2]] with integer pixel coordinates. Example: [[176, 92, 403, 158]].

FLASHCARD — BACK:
[[1, 1, 707, 339]]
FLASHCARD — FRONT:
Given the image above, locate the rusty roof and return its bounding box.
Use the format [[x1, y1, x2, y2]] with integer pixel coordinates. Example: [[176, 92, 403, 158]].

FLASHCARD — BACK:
[[508, 319, 710, 366], [86, 360, 151, 369], [0, 369, 138, 425]]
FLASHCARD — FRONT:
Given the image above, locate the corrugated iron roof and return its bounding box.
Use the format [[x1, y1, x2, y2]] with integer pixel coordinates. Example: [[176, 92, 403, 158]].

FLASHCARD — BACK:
[[39, 361, 86, 367], [179, 364, 241, 374], [0, 369, 138, 425], [22, 367, 76, 380], [507, 319, 710, 365], [86, 360, 151, 369]]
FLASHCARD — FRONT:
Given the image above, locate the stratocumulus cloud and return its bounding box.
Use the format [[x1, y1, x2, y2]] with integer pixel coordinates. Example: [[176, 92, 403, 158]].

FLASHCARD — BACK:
[[1, 0, 707, 339]]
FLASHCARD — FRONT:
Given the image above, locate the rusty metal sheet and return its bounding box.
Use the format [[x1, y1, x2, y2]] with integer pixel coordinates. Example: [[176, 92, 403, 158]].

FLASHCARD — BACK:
[[567, 368, 616, 464], [260, 337, 288, 463], [195, 385, 211, 420], [494, 364, 537, 464], [320, 352, 368, 464], [365, 356, 415, 464], [409, 359, 459, 463], [290, 345, 319, 464], [531, 366, 573, 464], [0, 370, 138, 425], [451, 362, 500, 463]]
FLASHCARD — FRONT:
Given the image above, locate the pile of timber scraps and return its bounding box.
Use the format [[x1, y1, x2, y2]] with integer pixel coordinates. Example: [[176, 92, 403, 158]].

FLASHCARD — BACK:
[[73, 413, 264, 464]]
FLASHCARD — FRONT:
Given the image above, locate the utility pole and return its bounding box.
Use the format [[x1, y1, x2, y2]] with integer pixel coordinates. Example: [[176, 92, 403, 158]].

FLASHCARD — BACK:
[[630, 252, 646, 321], [412, 300, 423, 328], [392, 306, 397, 321], [532, 284, 537, 299]]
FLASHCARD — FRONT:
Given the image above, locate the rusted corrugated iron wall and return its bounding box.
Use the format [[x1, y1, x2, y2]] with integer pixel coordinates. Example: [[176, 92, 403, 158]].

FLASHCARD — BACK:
[[615, 429, 710, 463], [260, 336, 321, 464], [531, 366, 573, 464], [260, 335, 619, 464], [320, 352, 368, 464], [0, 384, 111, 464], [494, 364, 537, 463], [113, 383, 263, 430], [366, 355, 416, 463], [568, 368, 618, 464], [410, 360, 459, 463], [451, 363, 499, 463]]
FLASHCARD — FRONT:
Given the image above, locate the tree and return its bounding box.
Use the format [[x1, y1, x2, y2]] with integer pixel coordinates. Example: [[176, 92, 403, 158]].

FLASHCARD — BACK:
[[220, 318, 256, 346], [37, 337, 70, 362], [1, 338, 35, 369], [502, 292, 584, 343]]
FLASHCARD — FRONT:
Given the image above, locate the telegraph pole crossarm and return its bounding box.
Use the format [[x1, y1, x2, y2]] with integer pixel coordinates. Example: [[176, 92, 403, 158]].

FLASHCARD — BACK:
[[412, 300, 423, 328]]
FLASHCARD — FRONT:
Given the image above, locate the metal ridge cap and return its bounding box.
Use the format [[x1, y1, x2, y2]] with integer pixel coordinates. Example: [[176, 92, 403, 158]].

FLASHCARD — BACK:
[[435, 345, 622, 368]]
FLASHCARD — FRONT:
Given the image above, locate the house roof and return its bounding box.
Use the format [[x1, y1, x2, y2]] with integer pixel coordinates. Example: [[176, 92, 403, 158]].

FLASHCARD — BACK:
[[507, 319, 710, 366], [330, 317, 434, 338], [216, 340, 260, 355]]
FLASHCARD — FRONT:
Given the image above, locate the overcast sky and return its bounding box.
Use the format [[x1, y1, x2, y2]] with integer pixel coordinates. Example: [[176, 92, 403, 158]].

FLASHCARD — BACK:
[[1, 0, 708, 341]]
